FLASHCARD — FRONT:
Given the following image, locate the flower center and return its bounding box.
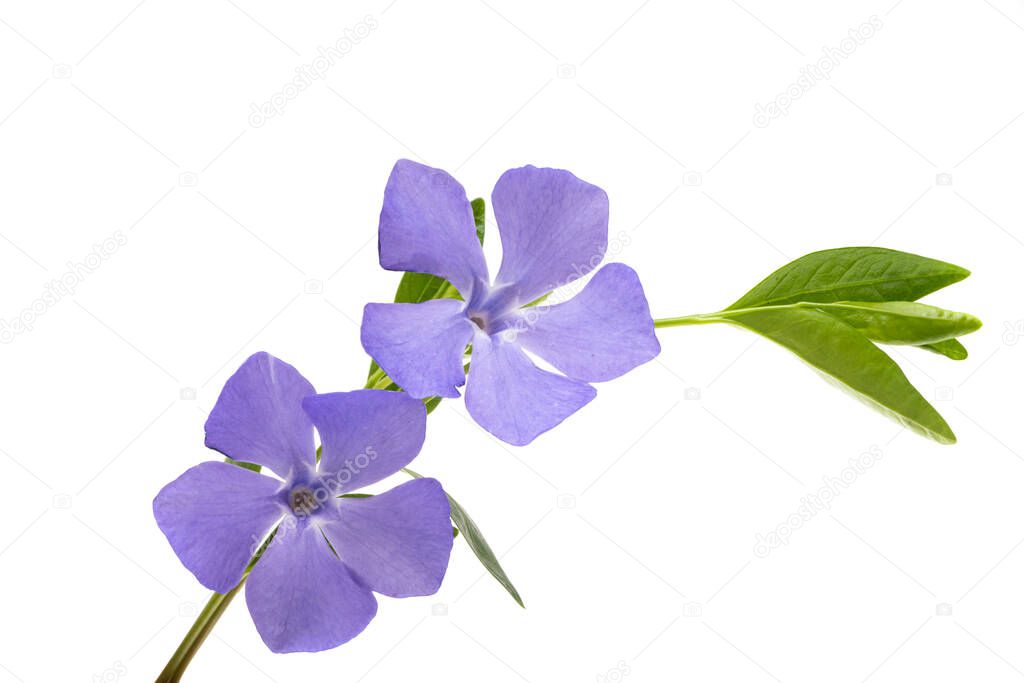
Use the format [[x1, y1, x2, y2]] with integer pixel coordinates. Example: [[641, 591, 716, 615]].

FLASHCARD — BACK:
[[465, 282, 521, 336], [289, 486, 318, 515], [469, 314, 488, 331]]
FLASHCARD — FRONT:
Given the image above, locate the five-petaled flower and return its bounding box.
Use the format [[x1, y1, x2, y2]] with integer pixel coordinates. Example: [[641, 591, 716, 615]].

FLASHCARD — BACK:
[[361, 160, 661, 445], [153, 352, 453, 653]]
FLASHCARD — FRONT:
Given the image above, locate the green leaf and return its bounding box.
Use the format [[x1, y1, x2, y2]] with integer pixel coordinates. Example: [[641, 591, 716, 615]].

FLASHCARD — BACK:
[[226, 457, 261, 473], [404, 467, 524, 607], [719, 306, 956, 444], [728, 247, 970, 310], [392, 271, 460, 305], [471, 197, 486, 244], [658, 248, 978, 445], [809, 301, 981, 345], [918, 338, 969, 360], [366, 362, 385, 386]]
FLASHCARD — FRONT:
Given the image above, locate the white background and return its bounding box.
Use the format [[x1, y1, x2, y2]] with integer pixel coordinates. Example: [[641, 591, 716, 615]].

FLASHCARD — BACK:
[[1, 1, 1022, 681]]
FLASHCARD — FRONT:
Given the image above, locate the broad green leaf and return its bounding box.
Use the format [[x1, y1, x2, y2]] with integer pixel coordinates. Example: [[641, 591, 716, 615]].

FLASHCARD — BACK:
[[918, 338, 968, 360], [720, 306, 956, 444], [728, 247, 970, 310], [808, 301, 981, 345], [405, 467, 524, 607]]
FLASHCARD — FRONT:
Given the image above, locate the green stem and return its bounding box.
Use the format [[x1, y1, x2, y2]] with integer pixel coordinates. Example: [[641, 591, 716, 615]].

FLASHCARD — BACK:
[[155, 578, 247, 683], [160, 309, 739, 680], [653, 312, 725, 328], [654, 304, 824, 329], [157, 528, 278, 681]]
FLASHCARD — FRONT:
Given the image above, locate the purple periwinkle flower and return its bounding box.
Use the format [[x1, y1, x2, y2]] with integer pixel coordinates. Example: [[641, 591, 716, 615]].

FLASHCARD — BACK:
[[153, 352, 453, 653], [361, 160, 661, 445]]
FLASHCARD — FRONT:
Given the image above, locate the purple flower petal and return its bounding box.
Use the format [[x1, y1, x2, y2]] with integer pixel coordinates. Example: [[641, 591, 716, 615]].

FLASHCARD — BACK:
[[513, 263, 661, 382], [322, 478, 452, 598], [246, 521, 377, 653], [301, 390, 426, 492], [204, 352, 316, 479], [465, 333, 596, 446], [361, 299, 474, 399], [492, 166, 609, 305], [153, 461, 283, 593], [378, 159, 489, 299]]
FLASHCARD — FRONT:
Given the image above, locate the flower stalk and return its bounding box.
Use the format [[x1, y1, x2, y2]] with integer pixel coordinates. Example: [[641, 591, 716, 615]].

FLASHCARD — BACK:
[[653, 313, 724, 328], [155, 577, 247, 683]]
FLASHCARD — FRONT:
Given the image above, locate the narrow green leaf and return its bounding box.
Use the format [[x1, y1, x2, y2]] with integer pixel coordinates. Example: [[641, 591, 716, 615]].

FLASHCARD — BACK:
[[471, 197, 486, 244], [404, 467, 524, 607], [226, 457, 261, 473], [918, 338, 969, 360], [728, 247, 970, 310], [720, 306, 956, 444], [809, 301, 981, 345]]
